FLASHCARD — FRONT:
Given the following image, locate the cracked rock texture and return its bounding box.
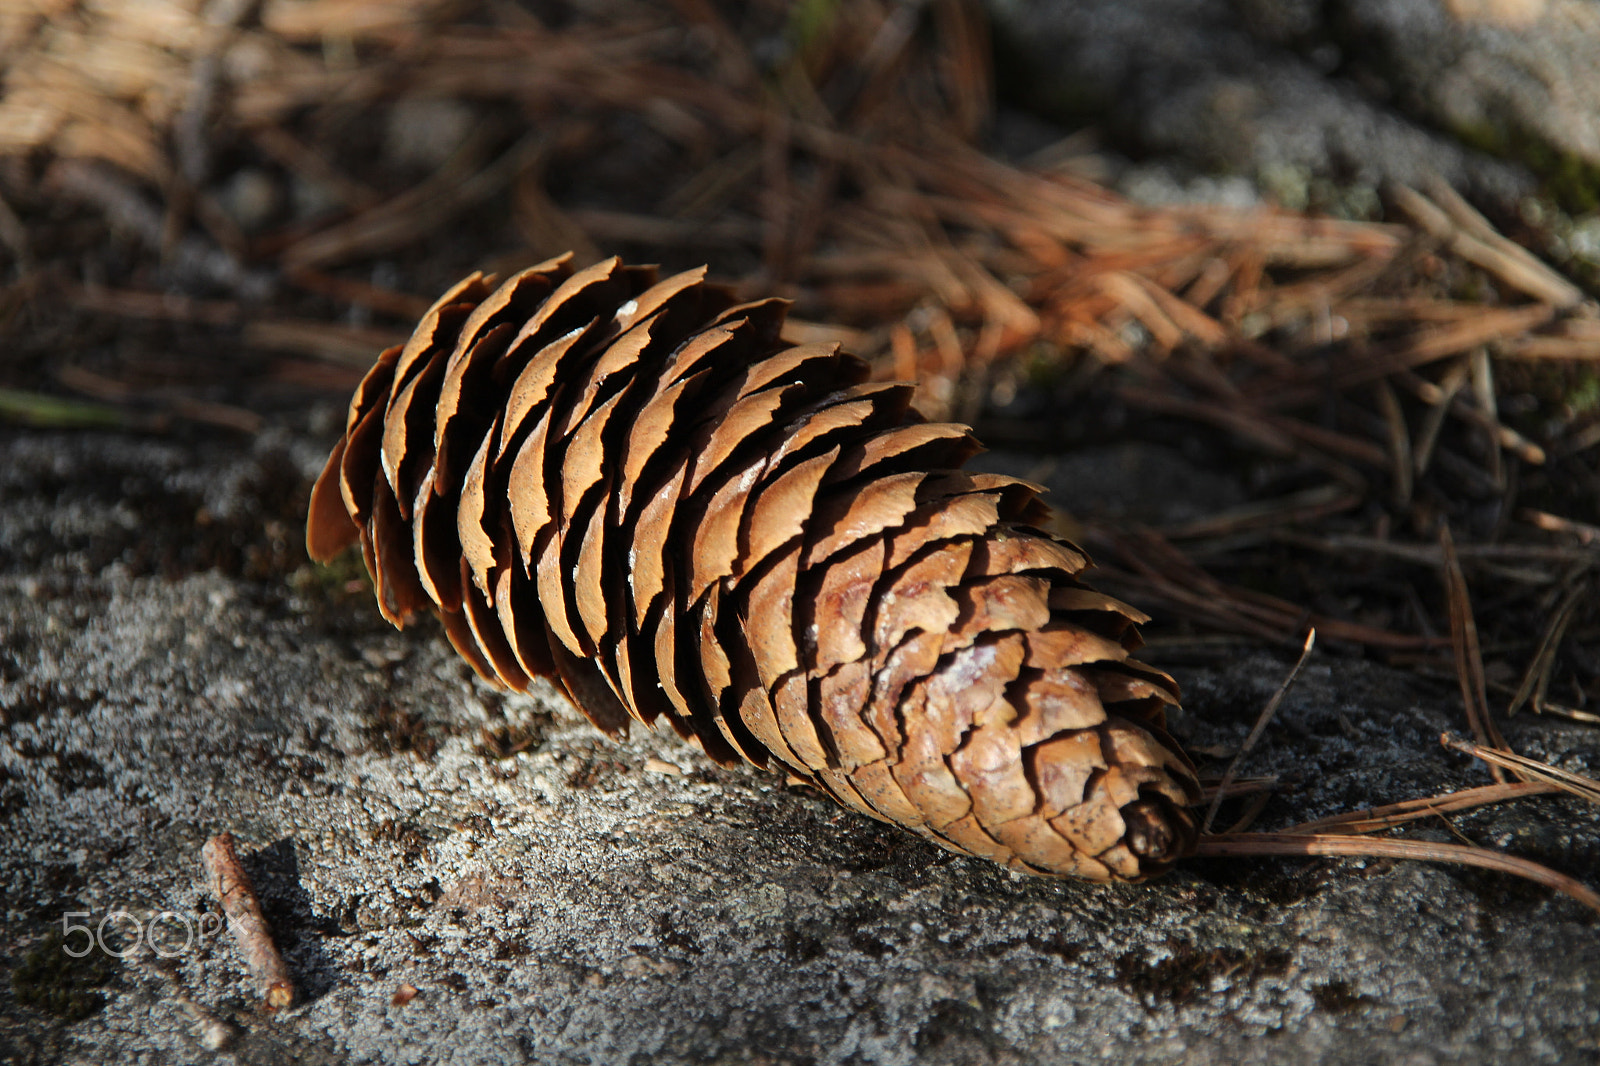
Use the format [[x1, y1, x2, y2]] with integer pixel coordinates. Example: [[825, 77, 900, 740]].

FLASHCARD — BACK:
[[986, 0, 1600, 207], [1, 423, 1596, 1065]]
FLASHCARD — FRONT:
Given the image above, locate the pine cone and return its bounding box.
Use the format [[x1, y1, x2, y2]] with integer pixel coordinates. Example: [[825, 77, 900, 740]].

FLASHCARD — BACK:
[[307, 254, 1202, 882]]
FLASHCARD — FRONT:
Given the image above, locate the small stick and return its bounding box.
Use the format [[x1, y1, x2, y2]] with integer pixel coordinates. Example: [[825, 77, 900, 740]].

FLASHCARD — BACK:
[[202, 833, 294, 1011], [1201, 628, 1316, 833], [1195, 832, 1600, 914]]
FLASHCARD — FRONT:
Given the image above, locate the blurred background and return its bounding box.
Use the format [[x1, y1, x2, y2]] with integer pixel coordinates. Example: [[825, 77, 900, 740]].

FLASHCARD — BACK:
[[1, 0, 1598, 717]]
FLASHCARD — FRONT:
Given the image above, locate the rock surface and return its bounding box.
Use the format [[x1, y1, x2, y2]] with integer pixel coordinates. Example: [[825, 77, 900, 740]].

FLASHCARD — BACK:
[[2, 422, 1596, 1065], [986, 0, 1600, 209]]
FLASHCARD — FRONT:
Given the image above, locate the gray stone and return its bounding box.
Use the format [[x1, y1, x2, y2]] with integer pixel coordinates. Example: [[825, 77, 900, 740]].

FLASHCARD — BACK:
[[985, 0, 1574, 207], [1268, 0, 1600, 167], [1, 425, 1596, 1065]]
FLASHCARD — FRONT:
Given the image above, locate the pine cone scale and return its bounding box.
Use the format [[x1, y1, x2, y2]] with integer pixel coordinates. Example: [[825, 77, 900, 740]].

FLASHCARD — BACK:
[[807, 541, 880, 674], [338, 394, 388, 526], [629, 461, 688, 627], [742, 447, 836, 573], [460, 557, 528, 689], [766, 392, 887, 482], [495, 564, 553, 679], [496, 329, 583, 464], [370, 477, 428, 623], [650, 596, 696, 725], [871, 541, 970, 653], [306, 435, 354, 560], [689, 452, 765, 604], [571, 480, 617, 649], [380, 353, 444, 521], [804, 468, 925, 568], [845, 758, 926, 827], [863, 630, 943, 751], [534, 524, 587, 658], [729, 635, 800, 766], [772, 672, 832, 770], [741, 544, 803, 687], [458, 416, 506, 598], [816, 659, 886, 770]]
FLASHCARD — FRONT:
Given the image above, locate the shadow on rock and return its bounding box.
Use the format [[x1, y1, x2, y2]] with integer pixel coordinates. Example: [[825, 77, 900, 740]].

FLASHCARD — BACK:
[[239, 838, 342, 1004]]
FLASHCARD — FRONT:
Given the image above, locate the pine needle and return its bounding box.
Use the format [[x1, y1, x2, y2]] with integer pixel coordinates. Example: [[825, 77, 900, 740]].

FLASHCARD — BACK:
[[1195, 832, 1600, 915], [1200, 628, 1316, 834], [1440, 733, 1600, 805], [1277, 781, 1558, 835], [1507, 579, 1586, 717], [1439, 522, 1515, 780], [0, 387, 140, 430]]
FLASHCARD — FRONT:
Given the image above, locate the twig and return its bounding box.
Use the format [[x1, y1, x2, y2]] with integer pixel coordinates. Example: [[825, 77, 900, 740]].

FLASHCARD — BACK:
[[1396, 364, 1546, 466], [177, 991, 238, 1052], [128, 953, 237, 1051], [1471, 346, 1504, 489], [66, 283, 241, 327], [1252, 304, 1556, 408], [283, 268, 432, 320], [1522, 703, 1600, 726], [201, 833, 294, 1011], [1159, 485, 1359, 540], [1201, 629, 1316, 833], [1276, 531, 1596, 569], [247, 126, 380, 212], [1501, 333, 1600, 362], [1095, 529, 1443, 650], [1222, 790, 1275, 835], [565, 208, 760, 248]]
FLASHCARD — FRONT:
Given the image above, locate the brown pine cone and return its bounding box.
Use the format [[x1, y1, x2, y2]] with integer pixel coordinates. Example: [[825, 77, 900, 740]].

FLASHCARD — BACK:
[[307, 254, 1202, 882]]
